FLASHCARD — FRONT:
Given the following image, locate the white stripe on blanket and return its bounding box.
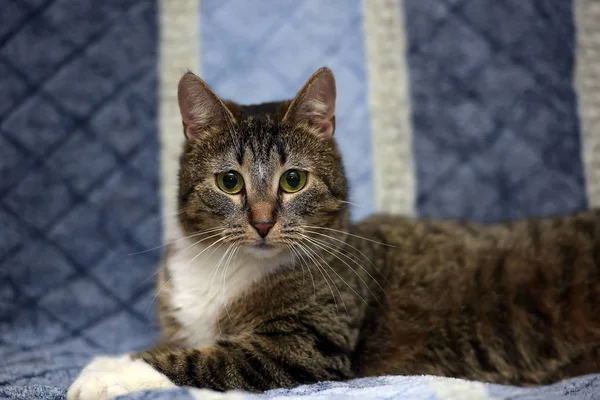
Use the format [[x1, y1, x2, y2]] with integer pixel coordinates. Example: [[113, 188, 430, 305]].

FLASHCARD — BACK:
[[574, 0, 600, 208], [159, 0, 201, 241], [363, 0, 416, 216]]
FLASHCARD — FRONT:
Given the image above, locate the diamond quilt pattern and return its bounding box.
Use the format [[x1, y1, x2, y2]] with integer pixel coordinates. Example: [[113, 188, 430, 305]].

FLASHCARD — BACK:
[[406, 0, 587, 222], [0, 0, 161, 398], [201, 0, 374, 220]]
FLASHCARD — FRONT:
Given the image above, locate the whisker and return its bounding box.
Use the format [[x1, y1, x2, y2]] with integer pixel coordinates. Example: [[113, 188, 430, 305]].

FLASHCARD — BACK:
[[181, 233, 231, 264], [285, 243, 301, 279], [287, 243, 316, 298], [302, 234, 380, 297], [297, 243, 348, 316], [187, 240, 234, 328], [220, 244, 240, 323], [132, 207, 188, 224], [303, 229, 387, 281], [302, 225, 396, 248], [164, 207, 187, 218], [296, 243, 341, 314], [223, 106, 242, 152], [137, 229, 228, 288], [300, 237, 370, 308], [181, 238, 234, 322], [302, 234, 387, 300], [145, 235, 231, 315], [129, 226, 227, 255], [209, 240, 237, 287], [214, 242, 239, 338], [339, 200, 365, 208]]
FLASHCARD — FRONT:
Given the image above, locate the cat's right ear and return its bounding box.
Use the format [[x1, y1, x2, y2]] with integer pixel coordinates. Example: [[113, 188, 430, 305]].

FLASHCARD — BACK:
[[282, 67, 336, 140], [177, 72, 235, 140]]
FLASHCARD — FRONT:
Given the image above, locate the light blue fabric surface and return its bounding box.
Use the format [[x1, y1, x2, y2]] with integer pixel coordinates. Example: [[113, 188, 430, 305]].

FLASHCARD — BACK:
[[202, 0, 374, 220]]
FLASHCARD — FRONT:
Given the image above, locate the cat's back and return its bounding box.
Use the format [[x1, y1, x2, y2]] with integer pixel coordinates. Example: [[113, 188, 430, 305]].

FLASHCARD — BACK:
[[351, 208, 600, 305], [353, 208, 600, 269], [350, 209, 600, 383]]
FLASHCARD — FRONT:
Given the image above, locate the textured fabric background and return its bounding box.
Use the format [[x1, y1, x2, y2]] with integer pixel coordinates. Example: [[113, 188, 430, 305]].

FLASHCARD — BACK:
[[0, 2, 161, 398], [406, 0, 586, 222], [1, 0, 600, 399]]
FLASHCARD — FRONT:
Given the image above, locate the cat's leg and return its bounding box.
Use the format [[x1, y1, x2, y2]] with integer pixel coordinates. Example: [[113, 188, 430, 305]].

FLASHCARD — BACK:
[[132, 336, 353, 392], [66, 353, 176, 400], [68, 332, 353, 398]]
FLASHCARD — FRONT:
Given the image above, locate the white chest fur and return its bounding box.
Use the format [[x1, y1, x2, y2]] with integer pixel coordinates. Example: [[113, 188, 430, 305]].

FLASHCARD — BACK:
[[166, 227, 287, 347]]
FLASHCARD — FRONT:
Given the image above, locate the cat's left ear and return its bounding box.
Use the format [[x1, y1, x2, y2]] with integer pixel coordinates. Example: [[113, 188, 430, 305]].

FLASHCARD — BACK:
[[283, 67, 336, 139]]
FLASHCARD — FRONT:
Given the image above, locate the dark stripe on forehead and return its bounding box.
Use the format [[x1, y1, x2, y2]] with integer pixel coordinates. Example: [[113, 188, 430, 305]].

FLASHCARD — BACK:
[[276, 125, 287, 164], [233, 117, 288, 167], [235, 129, 247, 165], [253, 122, 276, 158], [248, 129, 259, 160], [236, 146, 244, 165], [264, 127, 275, 159]]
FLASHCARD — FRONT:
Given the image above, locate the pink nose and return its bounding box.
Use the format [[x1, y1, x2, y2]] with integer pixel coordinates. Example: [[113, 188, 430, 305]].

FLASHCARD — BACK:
[[253, 222, 274, 238]]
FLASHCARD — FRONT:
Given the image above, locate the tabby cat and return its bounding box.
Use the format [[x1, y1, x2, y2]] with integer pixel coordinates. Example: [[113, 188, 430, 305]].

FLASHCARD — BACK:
[[68, 67, 600, 399]]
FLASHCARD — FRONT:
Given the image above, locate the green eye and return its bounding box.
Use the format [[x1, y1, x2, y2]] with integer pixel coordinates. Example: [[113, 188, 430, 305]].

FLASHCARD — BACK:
[[217, 171, 244, 194], [280, 170, 307, 193]]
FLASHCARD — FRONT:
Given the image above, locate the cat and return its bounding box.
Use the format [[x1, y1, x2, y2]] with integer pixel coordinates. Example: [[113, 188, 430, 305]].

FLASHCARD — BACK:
[[67, 67, 600, 399]]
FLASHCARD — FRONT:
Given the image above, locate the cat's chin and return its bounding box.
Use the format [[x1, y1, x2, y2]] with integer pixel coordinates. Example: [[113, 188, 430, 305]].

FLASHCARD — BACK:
[[241, 243, 287, 260]]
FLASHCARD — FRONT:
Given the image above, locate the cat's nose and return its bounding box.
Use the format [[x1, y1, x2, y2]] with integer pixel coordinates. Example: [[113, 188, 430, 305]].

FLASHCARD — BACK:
[[253, 222, 274, 238]]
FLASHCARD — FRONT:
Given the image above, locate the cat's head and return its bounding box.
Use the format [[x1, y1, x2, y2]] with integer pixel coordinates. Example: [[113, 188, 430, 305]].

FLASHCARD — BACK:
[[176, 67, 348, 260]]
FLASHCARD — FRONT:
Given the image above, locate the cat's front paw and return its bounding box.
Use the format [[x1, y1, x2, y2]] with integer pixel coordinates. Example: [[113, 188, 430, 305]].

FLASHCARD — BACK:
[[67, 354, 176, 400]]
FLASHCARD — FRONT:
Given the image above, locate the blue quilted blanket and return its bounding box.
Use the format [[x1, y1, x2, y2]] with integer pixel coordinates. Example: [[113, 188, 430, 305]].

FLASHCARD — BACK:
[[2, 0, 600, 399]]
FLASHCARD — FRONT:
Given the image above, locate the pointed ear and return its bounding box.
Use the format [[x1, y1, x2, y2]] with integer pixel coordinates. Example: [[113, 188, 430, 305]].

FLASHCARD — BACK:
[[282, 67, 336, 139], [177, 72, 235, 140]]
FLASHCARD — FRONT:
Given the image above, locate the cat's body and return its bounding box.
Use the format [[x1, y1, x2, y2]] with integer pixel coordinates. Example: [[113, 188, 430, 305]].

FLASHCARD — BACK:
[[68, 69, 600, 399], [153, 211, 600, 389]]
